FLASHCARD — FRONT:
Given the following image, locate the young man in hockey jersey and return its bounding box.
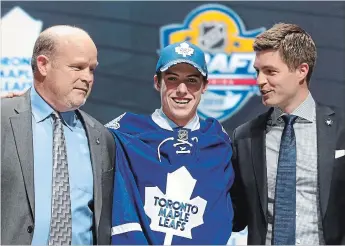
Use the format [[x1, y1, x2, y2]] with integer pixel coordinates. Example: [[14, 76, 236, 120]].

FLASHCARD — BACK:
[[106, 41, 235, 245]]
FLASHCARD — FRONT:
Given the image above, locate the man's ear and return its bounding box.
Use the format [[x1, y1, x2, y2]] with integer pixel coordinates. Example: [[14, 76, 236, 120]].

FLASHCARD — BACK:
[[154, 75, 160, 92], [36, 55, 50, 76], [202, 79, 209, 94], [297, 62, 309, 83]]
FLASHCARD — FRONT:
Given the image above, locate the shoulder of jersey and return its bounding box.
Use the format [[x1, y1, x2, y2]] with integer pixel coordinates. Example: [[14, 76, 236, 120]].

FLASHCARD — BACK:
[[200, 117, 231, 142], [105, 112, 157, 135]]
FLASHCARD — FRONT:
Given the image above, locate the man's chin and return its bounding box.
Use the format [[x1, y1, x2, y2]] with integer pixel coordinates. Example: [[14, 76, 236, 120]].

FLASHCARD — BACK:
[[262, 98, 274, 107], [69, 98, 87, 110], [168, 111, 192, 125]]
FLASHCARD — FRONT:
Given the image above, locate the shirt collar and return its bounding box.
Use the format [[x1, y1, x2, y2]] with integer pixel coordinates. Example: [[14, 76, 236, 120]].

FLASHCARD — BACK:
[[270, 92, 316, 125], [30, 86, 78, 128], [151, 108, 200, 131], [30, 86, 54, 123]]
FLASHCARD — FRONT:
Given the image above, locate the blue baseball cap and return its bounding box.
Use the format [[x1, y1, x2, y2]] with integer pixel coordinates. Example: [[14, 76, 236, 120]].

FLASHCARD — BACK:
[[156, 41, 208, 78]]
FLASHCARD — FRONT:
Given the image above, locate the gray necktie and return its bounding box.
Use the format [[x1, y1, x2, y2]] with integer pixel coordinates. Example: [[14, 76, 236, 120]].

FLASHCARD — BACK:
[[48, 112, 72, 245]]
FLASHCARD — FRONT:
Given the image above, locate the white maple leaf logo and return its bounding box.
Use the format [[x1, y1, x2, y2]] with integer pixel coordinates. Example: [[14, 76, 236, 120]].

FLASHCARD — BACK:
[[175, 42, 194, 57], [144, 166, 207, 245]]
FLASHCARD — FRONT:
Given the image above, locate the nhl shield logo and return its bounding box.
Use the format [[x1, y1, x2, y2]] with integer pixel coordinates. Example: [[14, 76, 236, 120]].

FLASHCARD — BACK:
[[199, 22, 227, 52], [159, 4, 266, 122], [177, 129, 188, 141]]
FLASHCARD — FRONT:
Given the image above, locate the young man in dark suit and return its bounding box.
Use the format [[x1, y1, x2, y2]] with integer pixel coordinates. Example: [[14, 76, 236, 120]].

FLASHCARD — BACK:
[[231, 23, 345, 245]]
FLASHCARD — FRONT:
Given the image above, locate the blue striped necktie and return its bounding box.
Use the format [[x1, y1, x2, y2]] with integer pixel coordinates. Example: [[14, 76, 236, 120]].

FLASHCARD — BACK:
[[272, 114, 298, 245]]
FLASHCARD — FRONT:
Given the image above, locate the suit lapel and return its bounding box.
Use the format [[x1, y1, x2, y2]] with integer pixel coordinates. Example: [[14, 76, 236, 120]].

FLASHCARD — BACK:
[[10, 92, 35, 218], [250, 109, 272, 224], [316, 104, 336, 219], [78, 110, 103, 238]]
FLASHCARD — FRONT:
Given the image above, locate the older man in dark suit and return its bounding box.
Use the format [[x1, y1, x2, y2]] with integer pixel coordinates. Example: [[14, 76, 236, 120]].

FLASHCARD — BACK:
[[1, 25, 115, 245]]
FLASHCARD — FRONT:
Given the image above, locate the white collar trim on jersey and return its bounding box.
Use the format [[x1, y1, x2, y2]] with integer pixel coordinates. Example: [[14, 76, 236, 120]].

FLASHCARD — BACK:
[[151, 108, 200, 131]]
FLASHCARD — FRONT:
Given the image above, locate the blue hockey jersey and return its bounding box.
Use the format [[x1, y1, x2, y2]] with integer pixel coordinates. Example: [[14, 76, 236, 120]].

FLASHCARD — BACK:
[[107, 111, 234, 245]]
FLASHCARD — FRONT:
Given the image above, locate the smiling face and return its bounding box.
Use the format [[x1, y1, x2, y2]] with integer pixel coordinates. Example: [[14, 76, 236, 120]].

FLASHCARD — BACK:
[[36, 32, 98, 112], [254, 49, 309, 113], [154, 63, 208, 126]]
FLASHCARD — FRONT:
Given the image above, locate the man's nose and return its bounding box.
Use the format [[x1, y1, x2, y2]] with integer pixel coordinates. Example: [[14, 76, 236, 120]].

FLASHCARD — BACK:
[[176, 82, 188, 95]]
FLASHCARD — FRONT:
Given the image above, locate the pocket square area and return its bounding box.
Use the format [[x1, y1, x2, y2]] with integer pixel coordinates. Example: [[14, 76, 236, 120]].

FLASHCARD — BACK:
[[335, 150, 345, 159]]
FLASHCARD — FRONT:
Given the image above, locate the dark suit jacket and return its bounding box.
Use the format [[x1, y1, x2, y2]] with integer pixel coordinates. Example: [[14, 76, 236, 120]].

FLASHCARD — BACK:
[[1, 90, 115, 245], [230, 103, 345, 245]]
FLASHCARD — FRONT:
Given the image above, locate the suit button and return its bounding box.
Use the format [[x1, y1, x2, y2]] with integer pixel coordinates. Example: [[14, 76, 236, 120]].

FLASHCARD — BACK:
[[27, 225, 34, 233]]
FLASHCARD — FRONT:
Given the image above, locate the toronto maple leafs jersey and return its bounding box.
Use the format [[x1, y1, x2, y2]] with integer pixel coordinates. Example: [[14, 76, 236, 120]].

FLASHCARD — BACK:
[[106, 110, 235, 245]]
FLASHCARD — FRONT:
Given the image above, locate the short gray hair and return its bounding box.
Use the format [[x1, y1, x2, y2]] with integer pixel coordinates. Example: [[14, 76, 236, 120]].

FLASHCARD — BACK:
[[31, 33, 56, 72]]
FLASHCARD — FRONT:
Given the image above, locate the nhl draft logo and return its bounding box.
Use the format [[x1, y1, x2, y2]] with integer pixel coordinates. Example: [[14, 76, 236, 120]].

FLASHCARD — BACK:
[[144, 166, 207, 245], [159, 4, 266, 122]]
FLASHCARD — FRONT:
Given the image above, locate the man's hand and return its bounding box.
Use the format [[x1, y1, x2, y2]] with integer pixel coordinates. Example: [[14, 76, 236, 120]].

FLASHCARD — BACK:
[[1, 91, 25, 98]]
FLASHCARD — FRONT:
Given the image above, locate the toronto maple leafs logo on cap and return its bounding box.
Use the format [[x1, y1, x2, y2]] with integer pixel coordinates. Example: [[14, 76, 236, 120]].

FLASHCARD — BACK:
[[175, 42, 194, 57]]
